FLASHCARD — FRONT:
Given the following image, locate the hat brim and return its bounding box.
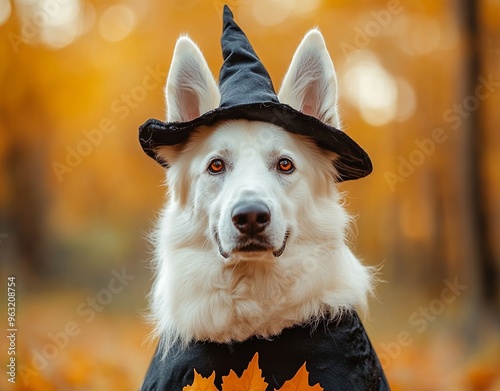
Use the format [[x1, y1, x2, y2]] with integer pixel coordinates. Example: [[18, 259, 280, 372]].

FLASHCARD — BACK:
[[139, 103, 372, 182]]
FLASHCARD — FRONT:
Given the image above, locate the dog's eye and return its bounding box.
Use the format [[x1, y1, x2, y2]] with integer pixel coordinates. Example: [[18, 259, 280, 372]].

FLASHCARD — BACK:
[[208, 159, 225, 174], [277, 158, 294, 173]]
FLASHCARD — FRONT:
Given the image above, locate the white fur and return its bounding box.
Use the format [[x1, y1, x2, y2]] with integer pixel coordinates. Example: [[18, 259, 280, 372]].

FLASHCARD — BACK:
[[278, 29, 341, 128], [148, 32, 373, 355], [165, 36, 220, 122]]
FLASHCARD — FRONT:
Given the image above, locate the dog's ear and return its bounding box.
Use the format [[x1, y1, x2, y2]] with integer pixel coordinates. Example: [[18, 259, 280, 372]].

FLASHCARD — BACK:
[[157, 37, 219, 205], [166, 36, 220, 122], [278, 29, 340, 128]]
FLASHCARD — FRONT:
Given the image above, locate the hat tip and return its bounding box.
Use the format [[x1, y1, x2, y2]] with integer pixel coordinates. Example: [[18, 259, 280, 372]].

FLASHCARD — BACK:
[[223, 4, 233, 18]]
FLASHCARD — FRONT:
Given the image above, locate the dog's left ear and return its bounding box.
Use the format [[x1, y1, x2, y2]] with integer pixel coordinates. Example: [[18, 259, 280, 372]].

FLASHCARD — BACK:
[[278, 29, 340, 129]]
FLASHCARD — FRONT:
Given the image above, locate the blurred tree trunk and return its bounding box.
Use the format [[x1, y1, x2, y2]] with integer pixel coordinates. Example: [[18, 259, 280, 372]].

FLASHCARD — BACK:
[[6, 141, 47, 277], [464, 1, 498, 311], [457, 1, 498, 342], [1, 11, 49, 279]]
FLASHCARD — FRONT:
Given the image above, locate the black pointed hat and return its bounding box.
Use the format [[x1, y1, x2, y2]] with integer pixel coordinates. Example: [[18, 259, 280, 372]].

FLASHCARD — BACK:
[[139, 6, 372, 181]]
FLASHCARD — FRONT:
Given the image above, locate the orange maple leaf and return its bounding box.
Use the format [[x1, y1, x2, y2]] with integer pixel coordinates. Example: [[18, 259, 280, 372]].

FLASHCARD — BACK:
[[274, 363, 324, 391], [221, 352, 268, 391], [183, 370, 219, 391], [183, 355, 326, 391]]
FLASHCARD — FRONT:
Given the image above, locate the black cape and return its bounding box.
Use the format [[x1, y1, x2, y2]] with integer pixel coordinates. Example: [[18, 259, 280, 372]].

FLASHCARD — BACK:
[[141, 312, 390, 391]]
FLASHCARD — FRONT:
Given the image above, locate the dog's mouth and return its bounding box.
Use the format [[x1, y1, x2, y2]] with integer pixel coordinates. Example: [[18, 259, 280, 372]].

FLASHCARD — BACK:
[[215, 231, 290, 259]]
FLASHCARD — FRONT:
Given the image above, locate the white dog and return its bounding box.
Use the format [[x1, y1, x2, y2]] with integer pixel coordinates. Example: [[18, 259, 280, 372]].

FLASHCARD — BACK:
[[147, 29, 374, 355], [139, 7, 389, 390]]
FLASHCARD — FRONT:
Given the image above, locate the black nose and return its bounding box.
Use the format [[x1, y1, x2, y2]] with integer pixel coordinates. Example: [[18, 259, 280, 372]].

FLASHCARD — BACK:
[[231, 201, 271, 235]]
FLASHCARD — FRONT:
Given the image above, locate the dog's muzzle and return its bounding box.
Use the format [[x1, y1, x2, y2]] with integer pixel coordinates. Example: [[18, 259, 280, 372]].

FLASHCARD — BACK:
[[215, 201, 289, 259]]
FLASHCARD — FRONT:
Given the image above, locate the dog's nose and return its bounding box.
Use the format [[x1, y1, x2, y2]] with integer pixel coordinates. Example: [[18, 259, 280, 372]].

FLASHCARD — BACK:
[[231, 201, 271, 235]]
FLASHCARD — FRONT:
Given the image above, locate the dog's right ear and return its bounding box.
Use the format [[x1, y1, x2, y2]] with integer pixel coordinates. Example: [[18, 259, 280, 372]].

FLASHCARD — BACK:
[[157, 36, 220, 166], [165, 36, 220, 123], [155, 37, 219, 205]]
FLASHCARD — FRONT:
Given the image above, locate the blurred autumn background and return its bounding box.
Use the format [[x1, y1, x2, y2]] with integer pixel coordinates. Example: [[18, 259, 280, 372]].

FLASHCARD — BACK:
[[1, 0, 499, 389]]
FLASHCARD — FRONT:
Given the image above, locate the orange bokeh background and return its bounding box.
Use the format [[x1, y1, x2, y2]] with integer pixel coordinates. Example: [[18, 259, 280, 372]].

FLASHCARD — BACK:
[[1, 1, 499, 390]]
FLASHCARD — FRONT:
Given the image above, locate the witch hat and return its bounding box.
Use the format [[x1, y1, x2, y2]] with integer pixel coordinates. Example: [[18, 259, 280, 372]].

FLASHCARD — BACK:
[[139, 6, 372, 181]]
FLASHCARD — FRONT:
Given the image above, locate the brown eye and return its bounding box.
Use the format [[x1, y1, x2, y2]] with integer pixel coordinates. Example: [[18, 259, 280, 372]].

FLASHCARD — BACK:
[[208, 159, 225, 174], [277, 158, 294, 173]]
